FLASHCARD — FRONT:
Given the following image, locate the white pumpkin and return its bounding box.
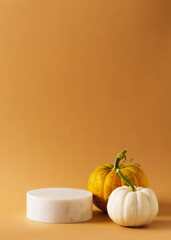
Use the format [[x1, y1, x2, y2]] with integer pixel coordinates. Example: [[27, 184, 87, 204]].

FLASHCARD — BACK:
[[107, 185, 158, 227]]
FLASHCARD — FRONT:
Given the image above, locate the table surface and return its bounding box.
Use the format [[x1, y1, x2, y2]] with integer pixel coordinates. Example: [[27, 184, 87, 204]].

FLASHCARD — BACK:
[[1, 203, 171, 240]]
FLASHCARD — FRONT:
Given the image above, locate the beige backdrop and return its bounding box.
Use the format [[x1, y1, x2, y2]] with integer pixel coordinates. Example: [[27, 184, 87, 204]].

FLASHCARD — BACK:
[[0, 0, 171, 239]]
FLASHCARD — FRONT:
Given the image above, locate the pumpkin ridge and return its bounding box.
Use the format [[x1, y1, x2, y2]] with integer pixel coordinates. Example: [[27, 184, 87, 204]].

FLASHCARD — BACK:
[[102, 170, 112, 208], [120, 168, 139, 187], [125, 165, 149, 187], [122, 190, 129, 225], [94, 167, 111, 211], [134, 191, 138, 226], [139, 190, 152, 225], [124, 167, 141, 186], [113, 189, 127, 223]]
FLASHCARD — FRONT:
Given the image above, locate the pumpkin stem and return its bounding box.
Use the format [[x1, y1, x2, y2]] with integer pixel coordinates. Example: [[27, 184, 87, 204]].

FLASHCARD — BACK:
[[113, 149, 128, 170], [117, 169, 136, 192]]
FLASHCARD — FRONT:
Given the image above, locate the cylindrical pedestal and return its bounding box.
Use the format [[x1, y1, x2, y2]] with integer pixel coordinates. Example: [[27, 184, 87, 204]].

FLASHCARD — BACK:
[[27, 188, 92, 223]]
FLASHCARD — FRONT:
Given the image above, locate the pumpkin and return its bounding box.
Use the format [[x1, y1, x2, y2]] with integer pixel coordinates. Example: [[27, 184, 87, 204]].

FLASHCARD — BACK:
[[107, 169, 158, 226], [88, 150, 149, 212]]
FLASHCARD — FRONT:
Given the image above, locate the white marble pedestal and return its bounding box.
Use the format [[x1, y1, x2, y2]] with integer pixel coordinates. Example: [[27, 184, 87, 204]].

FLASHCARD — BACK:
[[27, 188, 93, 223]]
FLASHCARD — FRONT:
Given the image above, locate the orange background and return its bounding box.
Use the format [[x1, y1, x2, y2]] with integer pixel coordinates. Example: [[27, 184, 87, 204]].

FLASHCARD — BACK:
[[0, 0, 171, 239]]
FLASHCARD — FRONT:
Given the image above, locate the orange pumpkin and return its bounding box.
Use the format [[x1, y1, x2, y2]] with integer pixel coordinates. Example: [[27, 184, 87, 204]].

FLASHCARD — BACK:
[[88, 150, 149, 212]]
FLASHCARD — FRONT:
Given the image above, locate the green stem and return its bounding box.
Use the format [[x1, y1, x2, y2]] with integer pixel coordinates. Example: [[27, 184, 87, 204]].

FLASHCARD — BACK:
[[113, 149, 127, 169], [113, 149, 136, 192], [117, 169, 136, 192]]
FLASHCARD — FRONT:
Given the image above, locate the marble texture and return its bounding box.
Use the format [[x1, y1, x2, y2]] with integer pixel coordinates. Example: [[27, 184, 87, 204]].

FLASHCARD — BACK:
[[27, 188, 93, 223]]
